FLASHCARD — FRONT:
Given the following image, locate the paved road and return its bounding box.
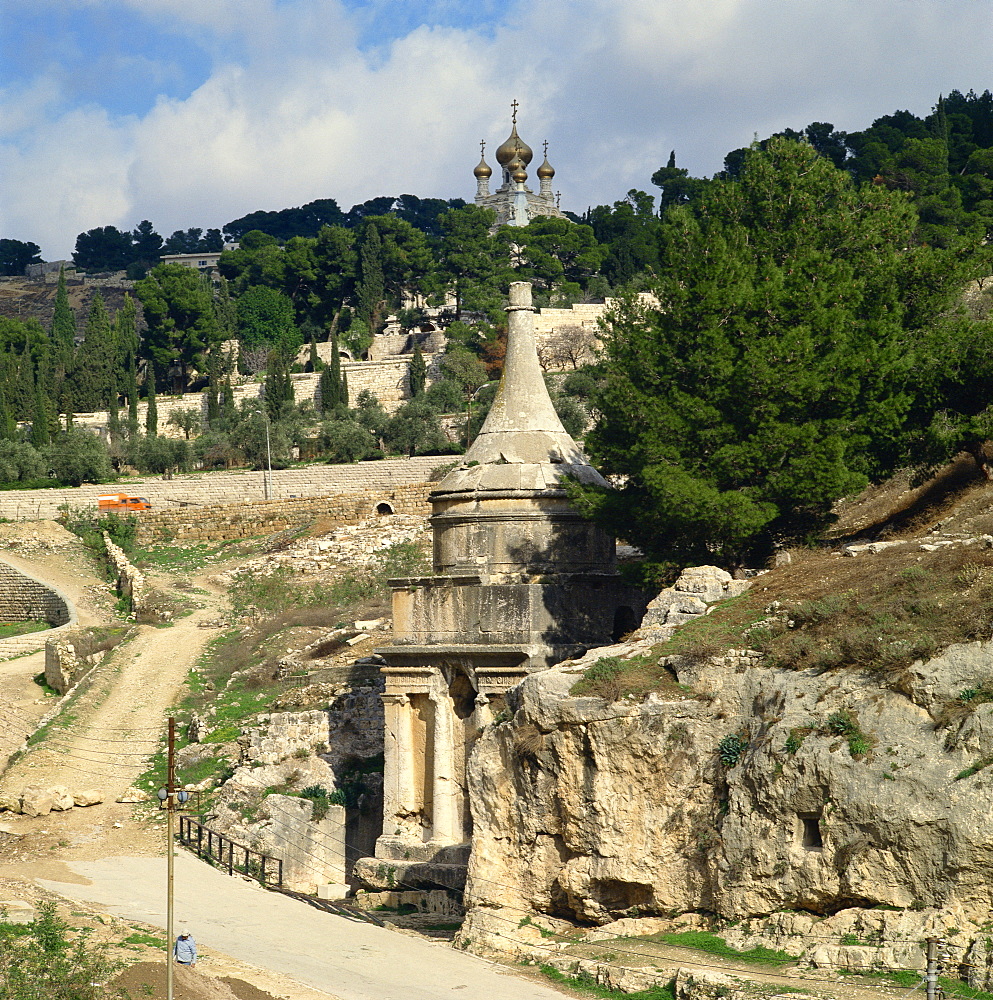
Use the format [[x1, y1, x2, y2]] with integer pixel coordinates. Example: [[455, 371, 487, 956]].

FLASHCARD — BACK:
[[40, 854, 568, 1000]]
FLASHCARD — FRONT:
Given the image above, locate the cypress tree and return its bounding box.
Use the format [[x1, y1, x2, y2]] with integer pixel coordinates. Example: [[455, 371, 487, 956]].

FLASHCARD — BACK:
[[206, 350, 220, 425], [74, 290, 115, 411], [222, 375, 236, 422], [31, 385, 51, 447], [145, 366, 158, 436], [408, 342, 427, 398], [357, 224, 385, 330], [340, 369, 348, 408], [50, 267, 76, 356], [0, 392, 15, 441]]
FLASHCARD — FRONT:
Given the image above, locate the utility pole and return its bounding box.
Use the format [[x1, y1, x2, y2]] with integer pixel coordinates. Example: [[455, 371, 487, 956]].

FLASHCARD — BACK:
[[157, 718, 189, 1000]]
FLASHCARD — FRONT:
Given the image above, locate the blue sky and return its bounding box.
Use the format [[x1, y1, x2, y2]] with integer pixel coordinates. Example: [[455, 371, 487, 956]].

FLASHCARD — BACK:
[[2, 0, 992, 259]]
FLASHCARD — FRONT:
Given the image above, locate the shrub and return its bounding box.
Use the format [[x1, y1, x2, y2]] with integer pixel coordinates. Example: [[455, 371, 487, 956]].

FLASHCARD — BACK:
[[718, 732, 749, 768]]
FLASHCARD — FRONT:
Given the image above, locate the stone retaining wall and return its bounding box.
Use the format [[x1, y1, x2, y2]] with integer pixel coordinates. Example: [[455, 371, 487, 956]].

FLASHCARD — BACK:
[[102, 532, 146, 613], [0, 455, 443, 521], [0, 559, 75, 660], [135, 483, 432, 543]]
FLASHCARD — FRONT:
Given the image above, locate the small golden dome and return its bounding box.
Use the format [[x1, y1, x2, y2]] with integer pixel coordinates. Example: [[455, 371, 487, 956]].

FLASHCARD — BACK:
[[496, 124, 533, 168], [537, 156, 554, 180], [511, 158, 528, 183], [474, 157, 492, 179]]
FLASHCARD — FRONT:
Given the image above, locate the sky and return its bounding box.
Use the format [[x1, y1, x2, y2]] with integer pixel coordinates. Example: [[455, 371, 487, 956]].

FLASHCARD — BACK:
[[2, 0, 992, 261]]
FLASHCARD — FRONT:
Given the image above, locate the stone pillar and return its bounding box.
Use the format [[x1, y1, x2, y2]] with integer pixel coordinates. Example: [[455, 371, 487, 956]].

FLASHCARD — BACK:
[[381, 693, 416, 837], [428, 675, 460, 845], [473, 692, 494, 729]]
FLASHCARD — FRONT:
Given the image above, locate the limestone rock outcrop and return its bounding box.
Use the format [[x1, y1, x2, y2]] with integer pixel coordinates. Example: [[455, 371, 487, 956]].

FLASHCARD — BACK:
[[462, 635, 993, 958]]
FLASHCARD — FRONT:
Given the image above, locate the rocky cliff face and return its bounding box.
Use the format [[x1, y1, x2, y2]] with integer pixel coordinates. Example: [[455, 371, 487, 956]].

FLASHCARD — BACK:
[[462, 633, 993, 965]]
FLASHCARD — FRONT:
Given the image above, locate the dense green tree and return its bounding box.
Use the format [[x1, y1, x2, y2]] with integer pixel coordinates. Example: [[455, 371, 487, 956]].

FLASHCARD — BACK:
[[0, 238, 42, 276], [128, 434, 190, 474], [318, 416, 377, 463], [130, 219, 164, 265], [45, 428, 112, 485], [136, 263, 221, 374], [167, 407, 203, 440], [384, 398, 448, 456], [0, 439, 46, 483], [435, 205, 503, 316], [30, 384, 51, 447], [498, 216, 604, 290], [236, 285, 300, 357], [581, 137, 988, 568], [0, 900, 123, 999], [223, 197, 346, 242], [72, 225, 132, 271], [586, 190, 662, 285]]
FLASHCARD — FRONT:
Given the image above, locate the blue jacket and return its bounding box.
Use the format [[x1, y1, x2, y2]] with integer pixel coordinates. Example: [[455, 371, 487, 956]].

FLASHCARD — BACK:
[[174, 935, 197, 964]]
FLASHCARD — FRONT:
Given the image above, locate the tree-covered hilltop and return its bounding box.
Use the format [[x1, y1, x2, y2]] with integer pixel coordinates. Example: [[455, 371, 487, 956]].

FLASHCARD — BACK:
[[1, 89, 993, 555], [575, 136, 993, 572]]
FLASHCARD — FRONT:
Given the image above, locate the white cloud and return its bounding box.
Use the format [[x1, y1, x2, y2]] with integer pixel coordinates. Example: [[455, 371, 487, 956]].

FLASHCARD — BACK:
[[5, 0, 993, 258]]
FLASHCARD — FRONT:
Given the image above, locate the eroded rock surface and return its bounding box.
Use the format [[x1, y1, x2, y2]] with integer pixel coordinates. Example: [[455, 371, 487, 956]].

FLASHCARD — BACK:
[[462, 635, 993, 962]]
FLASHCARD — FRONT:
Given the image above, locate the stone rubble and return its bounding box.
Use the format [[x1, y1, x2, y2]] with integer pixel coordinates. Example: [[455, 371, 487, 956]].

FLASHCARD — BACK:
[[213, 515, 428, 584], [638, 565, 753, 640]]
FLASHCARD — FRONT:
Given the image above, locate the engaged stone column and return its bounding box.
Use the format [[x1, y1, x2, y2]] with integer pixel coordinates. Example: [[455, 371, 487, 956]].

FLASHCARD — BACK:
[[428, 675, 460, 845], [473, 692, 494, 729], [381, 693, 415, 836]]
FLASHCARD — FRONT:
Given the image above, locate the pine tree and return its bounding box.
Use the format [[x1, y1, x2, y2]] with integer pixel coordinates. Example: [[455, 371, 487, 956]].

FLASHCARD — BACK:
[[584, 136, 984, 566], [408, 342, 427, 398], [145, 366, 158, 436]]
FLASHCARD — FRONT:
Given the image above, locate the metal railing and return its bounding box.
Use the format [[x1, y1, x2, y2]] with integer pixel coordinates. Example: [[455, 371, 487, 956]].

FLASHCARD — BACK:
[[179, 815, 282, 887]]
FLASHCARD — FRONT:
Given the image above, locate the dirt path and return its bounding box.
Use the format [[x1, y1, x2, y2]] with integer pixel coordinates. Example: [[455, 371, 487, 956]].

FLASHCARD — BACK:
[[0, 558, 226, 856]]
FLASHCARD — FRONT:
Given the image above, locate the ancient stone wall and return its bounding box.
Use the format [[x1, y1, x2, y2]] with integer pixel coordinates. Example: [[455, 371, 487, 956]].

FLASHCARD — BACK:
[[102, 532, 146, 613], [0, 559, 75, 660], [135, 483, 431, 543], [0, 455, 442, 521]]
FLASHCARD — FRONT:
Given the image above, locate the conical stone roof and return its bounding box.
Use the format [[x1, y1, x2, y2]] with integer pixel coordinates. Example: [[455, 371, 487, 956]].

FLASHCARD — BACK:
[[434, 282, 608, 496]]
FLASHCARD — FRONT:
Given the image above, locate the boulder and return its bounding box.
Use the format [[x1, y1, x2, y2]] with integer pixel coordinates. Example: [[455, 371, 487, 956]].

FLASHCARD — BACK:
[[0, 791, 22, 813], [49, 785, 74, 811], [20, 786, 54, 817], [73, 789, 104, 807]]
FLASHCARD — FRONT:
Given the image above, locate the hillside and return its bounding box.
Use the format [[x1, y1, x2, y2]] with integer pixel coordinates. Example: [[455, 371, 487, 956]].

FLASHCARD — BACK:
[[1, 462, 992, 999]]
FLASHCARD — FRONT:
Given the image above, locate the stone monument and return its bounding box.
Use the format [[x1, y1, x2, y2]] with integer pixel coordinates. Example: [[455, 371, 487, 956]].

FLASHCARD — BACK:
[[357, 281, 644, 892]]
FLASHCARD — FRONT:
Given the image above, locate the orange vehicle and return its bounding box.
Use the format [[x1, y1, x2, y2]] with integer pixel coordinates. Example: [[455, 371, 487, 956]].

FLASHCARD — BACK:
[[97, 493, 151, 512]]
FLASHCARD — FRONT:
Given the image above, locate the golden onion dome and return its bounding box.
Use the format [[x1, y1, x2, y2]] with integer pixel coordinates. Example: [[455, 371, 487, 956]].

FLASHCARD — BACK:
[[511, 158, 528, 184], [474, 156, 492, 179], [537, 156, 554, 180], [496, 124, 533, 168]]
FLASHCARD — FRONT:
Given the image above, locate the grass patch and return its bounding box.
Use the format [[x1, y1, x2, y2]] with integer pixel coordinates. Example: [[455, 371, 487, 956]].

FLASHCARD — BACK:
[[0, 620, 50, 639], [955, 756, 993, 781], [570, 651, 692, 702], [540, 965, 674, 1000], [582, 542, 993, 699], [122, 931, 168, 948], [228, 540, 427, 617], [132, 541, 235, 572], [649, 931, 797, 967]]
